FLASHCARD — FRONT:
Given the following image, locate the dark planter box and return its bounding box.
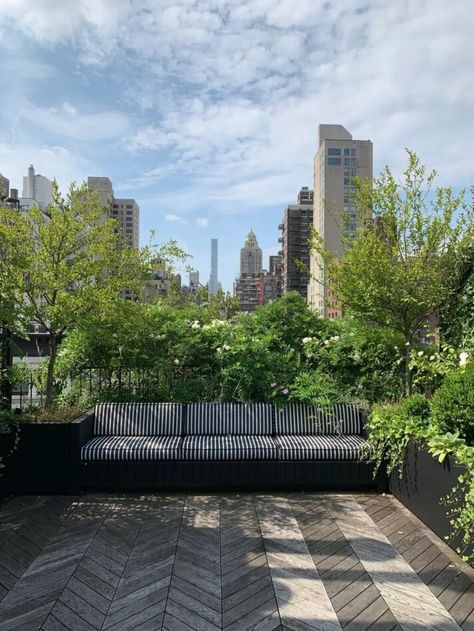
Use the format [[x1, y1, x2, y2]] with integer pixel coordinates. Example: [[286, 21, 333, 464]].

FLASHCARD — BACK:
[[390, 440, 473, 558], [0, 422, 73, 497]]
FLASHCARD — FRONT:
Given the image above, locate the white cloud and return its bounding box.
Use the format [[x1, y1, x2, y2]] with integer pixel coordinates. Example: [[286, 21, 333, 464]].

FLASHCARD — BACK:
[[196, 218, 208, 228], [164, 213, 188, 224], [15, 101, 130, 142], [1, 0, 473, 215]]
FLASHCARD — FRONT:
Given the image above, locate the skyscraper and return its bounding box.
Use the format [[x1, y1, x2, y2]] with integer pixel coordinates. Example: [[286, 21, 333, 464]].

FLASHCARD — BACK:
[[88, 177, 140, 249], [208, 238, 219, 296], [234, 230, 263, 312], [308, 124, 373, 318], [240, 229, 262, 275], [20, 164, 52, 210], [0, 173, 9, 198], [279, 187, 313, 298]]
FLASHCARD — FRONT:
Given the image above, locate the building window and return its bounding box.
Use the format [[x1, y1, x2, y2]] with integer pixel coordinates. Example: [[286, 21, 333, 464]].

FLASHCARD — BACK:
[[327, 148, 341, 156], [113, 204, 118, 208], [328, 157, 341, 166], [344, 158, 350, 166], [344, 148, 350, 156], [126, 204, 133, 209], [351, 148, 357, 156]]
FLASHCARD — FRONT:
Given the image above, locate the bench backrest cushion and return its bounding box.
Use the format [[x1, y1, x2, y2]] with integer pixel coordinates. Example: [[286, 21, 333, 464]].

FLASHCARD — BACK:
[[94, 403, 183, 436], [186, 403, 273, 435], [275, 403, 363, 435]]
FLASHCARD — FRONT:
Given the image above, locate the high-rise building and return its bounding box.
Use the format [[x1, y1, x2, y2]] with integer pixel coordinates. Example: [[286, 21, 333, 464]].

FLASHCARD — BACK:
[[189, 271, 200, 293], [20, 164, 52, 211], [240, 229, 262, 275], [0, 173, 10, 199], [234, 230, 263, 312], [258, 255, 283, 305], [308, 124, 373, 318], [208, 238, 219, 296], [278, 187, 313, 298], [88, 177, 140, 250], [112, 199, 140, 249]]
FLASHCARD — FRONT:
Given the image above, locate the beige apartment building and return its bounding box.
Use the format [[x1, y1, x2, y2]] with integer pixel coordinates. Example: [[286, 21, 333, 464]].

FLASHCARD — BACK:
[[308, 124, 372, 318], [88, 177, 140, 250]]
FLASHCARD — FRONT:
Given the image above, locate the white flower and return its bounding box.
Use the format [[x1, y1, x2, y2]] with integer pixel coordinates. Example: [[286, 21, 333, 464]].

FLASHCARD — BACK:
[[282, 388, 289, 395], [302, 337, 312, 344], [418, 350, 424, 357], [191, 320, 201, 329], [216, 347, 222, 353], [324, 340, 330, 346], [405, 341, 411, 346], [173, 359, 180, 365], [223, 344, 231, 351], [429, 355, 436, 361], [331, 335, 340, 342], [460, 351, 469, 368], [270, 383, 277, 388]]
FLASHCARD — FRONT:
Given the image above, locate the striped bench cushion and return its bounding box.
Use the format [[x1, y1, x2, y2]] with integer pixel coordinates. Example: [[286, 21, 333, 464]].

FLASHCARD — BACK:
[[94, 403, 183, 436], [275, 403, 363, 435], [186, 403, 273, 435], [276, 434, 365, 460], [81, 436, 182, 461], [181, 435, 278, 460]]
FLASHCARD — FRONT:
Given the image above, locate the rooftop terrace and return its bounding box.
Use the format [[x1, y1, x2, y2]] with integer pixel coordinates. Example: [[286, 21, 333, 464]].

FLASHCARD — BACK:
[[0, 492, 473, 630]]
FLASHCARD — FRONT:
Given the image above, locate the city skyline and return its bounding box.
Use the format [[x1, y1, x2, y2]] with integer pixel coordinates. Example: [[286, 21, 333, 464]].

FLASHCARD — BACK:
[[1, 2, 473, 291]]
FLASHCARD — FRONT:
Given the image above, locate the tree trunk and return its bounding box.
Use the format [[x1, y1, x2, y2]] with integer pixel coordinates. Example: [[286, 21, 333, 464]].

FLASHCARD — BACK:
[[45, 334, 58, 409], [404, 336, 413, 397]]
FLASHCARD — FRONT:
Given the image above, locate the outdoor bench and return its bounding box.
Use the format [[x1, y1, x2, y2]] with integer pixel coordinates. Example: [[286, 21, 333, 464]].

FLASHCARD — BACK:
[[72, 402, 385, 491]]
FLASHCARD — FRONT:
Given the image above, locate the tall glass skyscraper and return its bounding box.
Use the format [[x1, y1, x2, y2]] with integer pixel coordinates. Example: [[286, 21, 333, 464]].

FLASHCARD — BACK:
[[208, 238, 219, 296]]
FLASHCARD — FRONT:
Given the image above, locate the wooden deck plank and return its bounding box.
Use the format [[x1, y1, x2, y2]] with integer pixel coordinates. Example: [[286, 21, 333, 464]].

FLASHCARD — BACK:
[[0, 491, 471, 630]]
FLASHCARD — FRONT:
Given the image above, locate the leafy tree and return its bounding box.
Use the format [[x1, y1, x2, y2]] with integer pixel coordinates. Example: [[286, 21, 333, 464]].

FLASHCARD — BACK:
[[0, 181, 149, 407], [310, 151, 474, 394]]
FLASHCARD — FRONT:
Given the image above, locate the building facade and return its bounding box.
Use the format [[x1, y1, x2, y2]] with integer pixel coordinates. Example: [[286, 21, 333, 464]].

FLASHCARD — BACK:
[[208, 238, 219, 296], [0, 173, 9, 199], [308, 124, 373, 318], [258, 255, 283, 305], [88, 177, 140, 250], [278, 187, 313, 298], [234, 230, 263, 312], [20, 164, 53, 211]]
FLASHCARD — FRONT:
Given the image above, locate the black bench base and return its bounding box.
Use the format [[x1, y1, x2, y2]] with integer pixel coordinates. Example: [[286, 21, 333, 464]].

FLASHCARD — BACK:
[[80, 461, 386, 492]]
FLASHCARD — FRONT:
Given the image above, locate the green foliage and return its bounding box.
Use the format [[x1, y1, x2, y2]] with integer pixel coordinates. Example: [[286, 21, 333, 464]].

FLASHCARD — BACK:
[[310, 150, 474, 395], [408, 344, 463, 395], [364, 395, 432, 475], [431, 364, 474, 444], [426, 433, 474, 561], [365, 391, 474, 561]]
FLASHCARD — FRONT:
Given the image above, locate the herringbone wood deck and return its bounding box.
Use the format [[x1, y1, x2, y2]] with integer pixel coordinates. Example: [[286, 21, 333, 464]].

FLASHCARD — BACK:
[[0, 493, 472, 630]]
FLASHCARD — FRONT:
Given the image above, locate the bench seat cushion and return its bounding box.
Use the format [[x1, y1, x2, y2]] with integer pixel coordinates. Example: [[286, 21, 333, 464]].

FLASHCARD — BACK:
[[181, 435, 278, 460], [275, 403, 364, 435], [275, 434, 365, 460], [81, 436, 182, 461], [186, 403, 273, 435], [94, 403, 183, 436]]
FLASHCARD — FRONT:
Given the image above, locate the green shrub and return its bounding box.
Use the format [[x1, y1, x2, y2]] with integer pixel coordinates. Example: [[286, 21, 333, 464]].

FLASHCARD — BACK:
[[364, 394, 431, 475], [431, 364, 474, 444]]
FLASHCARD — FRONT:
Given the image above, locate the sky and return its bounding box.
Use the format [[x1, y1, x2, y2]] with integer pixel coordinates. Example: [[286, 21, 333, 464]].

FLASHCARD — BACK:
[[0, 0, 473, 291]]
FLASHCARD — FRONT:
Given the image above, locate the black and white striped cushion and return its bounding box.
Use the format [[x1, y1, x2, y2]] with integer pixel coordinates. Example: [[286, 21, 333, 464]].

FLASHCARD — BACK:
[[276, 434, 365, 460], [181, 435, 278, 460], [186, 403, 273, 435], [94, 403, 183, 436], [81, 435, 182, 461], [275, 403, 363, 435]]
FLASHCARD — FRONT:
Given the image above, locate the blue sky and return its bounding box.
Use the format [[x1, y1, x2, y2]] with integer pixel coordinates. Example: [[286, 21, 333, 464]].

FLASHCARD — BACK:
[[0, 0, 473, 290]]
